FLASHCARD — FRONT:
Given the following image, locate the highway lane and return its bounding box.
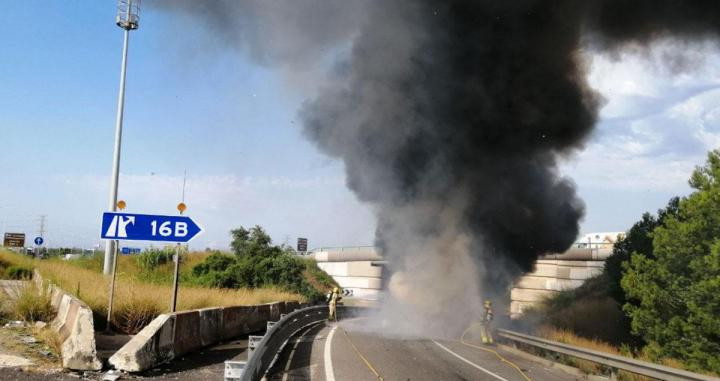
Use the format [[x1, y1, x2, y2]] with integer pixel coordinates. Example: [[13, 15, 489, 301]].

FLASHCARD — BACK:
[[268, 319, 579, 381]]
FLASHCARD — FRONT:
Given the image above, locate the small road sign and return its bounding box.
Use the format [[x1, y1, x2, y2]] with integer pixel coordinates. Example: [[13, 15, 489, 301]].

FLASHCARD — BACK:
[[3, 233, 25, 247], [100, 212, 202, 243], [297, 237, 308, 252], [34, 237, 44, 246], [121, 247, 141, 255]]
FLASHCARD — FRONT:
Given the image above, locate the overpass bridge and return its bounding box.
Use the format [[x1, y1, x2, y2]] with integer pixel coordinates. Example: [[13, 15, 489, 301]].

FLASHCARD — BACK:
[[307, 232, 623, 315]]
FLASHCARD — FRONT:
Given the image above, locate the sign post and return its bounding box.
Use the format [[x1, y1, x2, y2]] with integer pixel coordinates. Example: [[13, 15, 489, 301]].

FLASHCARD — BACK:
[[106, 200, 126, 333], [170, 202, 187, 313]]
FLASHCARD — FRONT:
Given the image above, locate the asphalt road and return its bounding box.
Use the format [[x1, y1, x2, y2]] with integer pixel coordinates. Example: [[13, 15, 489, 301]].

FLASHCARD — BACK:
[[267, 319, 580, 381]]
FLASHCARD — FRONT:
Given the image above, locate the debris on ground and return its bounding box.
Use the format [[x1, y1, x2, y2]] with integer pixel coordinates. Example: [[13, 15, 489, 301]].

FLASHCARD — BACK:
[[102, 369, 122, 380], [20, 336, 38, 344], [4, 320, 25, 328], [0, 353, 33, 367]]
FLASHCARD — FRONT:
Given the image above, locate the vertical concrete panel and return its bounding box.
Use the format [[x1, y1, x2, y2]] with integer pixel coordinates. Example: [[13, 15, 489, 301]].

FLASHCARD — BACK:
[[198, 308, 222, 347], [285, 301, 300, 312], [58, 300, 80, 342], [172, 311, 201, 355], [221, 306, 255, 340], [268, 302, 281, 321]]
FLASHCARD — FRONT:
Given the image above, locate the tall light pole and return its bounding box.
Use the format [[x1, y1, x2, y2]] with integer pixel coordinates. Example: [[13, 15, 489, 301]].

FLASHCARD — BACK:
[[104, 0, 140, 275]]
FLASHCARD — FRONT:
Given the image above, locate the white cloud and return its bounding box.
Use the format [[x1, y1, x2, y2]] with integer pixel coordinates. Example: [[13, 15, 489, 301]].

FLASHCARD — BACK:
[[564, 45, 720, 196]]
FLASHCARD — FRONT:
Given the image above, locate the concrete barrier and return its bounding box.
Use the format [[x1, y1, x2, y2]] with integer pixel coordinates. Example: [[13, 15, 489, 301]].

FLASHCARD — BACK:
[[109, 301, 298, 372], [33, 271, 102, 371]]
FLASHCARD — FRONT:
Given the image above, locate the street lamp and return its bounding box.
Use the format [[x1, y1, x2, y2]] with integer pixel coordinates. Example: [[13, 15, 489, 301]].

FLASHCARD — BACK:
[[104, 0, 140, 275]]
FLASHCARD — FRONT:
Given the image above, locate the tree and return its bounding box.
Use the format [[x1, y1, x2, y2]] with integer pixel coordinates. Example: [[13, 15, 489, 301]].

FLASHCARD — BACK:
[[604, 197, 679, 304], [622, 150, 720, 373], [230, 225, 273, 256]]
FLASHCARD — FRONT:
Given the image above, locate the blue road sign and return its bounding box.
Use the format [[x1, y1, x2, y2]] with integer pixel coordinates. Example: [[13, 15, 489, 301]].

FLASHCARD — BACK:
[[121, 247, 141, 255], [34, 237, 44, 246], [101, 212, 202, 243]]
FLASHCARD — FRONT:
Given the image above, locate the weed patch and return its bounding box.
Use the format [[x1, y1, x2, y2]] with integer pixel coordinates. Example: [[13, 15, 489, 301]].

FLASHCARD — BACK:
[[13, 283, 54, 322], [5, 265, 33, 280]]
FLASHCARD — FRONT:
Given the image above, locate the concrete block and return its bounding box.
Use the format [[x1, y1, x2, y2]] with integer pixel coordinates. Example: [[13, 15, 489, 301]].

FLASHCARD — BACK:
[[248, 305, 269, 332], [50, 285, 64, 309], [221, 306, 255, 340], [198, 308, 222, 347], [510, 288, 558, 303], [109, 314, 175, 372], [112, 302, 305, 373], [316, 261, 382, 277], [530, 264, 602, 280], [58, 300, 80, 342], [51, 294, 72, 335], [284, 301, 300, 312], [344, 288, 381, 300], [172, 311, 201, 355], [312, 249, 382, 262], [267, 302, 281, 322], [332, 276, 382, 289], [515, 276, 584, 291], [536, 259, 605, 268], [61, 306, 102, 370]]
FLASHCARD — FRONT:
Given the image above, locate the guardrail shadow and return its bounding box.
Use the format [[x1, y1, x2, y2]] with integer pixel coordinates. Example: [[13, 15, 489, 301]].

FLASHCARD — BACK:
[[265, 322, 328, 380]]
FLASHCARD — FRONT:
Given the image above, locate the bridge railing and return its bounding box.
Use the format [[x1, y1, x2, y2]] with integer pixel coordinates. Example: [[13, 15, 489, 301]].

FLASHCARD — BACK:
[[497, 329, 719, 381]]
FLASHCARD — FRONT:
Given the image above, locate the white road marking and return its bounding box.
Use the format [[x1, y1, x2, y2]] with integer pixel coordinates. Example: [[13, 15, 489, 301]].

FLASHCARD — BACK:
[[432, 340, 510, 381], [324, 324, 339, 381]]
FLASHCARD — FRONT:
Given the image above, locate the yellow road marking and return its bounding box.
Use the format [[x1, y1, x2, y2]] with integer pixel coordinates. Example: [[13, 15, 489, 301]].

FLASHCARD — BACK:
[[340, 326, 384, 380], [460, 323, 533, 381]]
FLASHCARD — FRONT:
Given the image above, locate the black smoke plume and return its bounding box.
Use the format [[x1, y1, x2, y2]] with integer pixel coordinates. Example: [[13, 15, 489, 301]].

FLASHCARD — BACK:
[[153, 0, 720, 334]]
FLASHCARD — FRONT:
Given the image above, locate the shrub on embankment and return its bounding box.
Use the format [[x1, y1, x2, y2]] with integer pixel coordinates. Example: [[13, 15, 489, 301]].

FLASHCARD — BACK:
[[524, 149, 720, 375], [190, 226, 337, 301], [0, 249, 303, 334]]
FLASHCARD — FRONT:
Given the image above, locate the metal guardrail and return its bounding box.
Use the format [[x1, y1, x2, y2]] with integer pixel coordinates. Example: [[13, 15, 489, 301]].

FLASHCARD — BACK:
[[239, 305, 329, 381], [497, 329, 719, 381]]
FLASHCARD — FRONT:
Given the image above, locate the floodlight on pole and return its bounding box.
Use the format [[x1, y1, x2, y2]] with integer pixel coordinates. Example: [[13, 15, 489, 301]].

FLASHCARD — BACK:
[[104, 0, 141, 275]]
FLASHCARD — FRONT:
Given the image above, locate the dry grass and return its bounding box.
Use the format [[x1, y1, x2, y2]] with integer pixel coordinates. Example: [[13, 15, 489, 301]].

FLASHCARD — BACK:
[[0, 249, 303, 334], [32, 326, 63, 356], [12, 283, 54, 322], [536, 326, 709, 381]]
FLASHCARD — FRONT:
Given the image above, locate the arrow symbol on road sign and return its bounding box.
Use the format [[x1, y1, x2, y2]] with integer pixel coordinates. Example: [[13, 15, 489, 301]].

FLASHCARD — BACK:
[[105, 215, 136, 238]]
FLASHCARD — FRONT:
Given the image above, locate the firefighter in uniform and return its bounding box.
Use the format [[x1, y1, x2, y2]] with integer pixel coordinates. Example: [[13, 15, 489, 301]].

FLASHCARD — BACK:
[[328, 287, 342, 321], [479, 299, 494, 344]]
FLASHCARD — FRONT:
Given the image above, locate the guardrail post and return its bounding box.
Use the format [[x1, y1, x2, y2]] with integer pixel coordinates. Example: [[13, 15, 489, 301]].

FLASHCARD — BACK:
[[248, 335, 263, 359], [224, 360, 246, 381]]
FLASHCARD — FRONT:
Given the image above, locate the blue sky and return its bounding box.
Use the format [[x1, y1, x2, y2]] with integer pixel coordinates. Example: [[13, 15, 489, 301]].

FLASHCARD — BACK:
[[1, 2, 719, 250]]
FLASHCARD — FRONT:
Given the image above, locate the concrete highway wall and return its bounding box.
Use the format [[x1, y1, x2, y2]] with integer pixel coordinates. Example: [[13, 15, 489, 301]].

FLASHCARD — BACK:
[[109, 301, 300, 372]]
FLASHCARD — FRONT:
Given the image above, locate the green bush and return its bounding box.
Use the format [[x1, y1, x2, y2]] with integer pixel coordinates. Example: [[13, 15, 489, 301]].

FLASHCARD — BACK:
[[5, 265, 33, 280], [189, 226, 332, 301], [135, 249, 174, 271]]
